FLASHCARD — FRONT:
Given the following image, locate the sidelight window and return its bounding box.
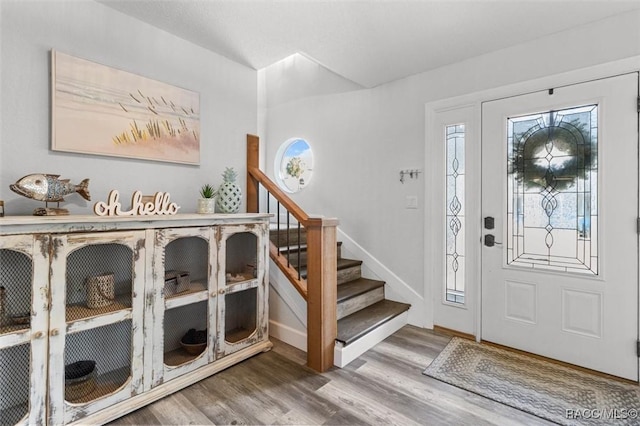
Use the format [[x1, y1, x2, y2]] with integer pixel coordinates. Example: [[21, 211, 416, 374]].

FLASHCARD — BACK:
[[445, 124, 466, 303]]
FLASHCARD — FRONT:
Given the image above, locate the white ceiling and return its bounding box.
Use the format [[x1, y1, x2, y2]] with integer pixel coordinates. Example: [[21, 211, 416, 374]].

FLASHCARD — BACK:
[[99, 0, 640, 88]]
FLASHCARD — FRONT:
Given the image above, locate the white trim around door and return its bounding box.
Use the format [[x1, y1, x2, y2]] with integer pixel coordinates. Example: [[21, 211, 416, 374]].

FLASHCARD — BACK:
[[425, 56, 640, 380]]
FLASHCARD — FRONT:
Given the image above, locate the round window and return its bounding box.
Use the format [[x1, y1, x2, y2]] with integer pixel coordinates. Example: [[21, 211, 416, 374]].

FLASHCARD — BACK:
[[274, 138, 314, 193]]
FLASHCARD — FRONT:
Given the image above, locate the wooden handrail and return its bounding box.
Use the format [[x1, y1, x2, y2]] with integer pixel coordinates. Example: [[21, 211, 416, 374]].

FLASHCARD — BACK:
[[246, 134, 337, 372], [247, 135, 309, 298], [248, 167, 315, 226], [247, 134, 322, 227]]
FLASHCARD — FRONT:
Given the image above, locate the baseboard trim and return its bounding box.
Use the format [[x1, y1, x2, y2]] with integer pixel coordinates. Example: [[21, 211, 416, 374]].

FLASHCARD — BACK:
[[334, 310, 408, 368], [269, 319, 307, 352], [433, 325, 475, 341]]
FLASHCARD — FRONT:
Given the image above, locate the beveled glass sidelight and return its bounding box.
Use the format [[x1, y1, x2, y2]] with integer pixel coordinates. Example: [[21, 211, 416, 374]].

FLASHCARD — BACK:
[[446, 124, 465, 303], [507, 105, 598, 274]]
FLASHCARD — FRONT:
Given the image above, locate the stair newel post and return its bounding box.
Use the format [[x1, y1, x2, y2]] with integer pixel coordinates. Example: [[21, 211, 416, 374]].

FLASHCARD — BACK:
[[246, 133, 339, 371], [246, 134, 260, 213], [306, 217, 339, 372]]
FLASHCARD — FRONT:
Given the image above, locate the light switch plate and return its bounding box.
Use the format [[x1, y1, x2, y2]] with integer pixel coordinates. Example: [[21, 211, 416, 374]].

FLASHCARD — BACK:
[[406, 196, 418, 209]]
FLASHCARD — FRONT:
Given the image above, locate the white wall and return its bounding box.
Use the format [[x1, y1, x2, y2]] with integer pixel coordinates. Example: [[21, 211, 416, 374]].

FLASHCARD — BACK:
[[4, 1, 639, 341], [263, 10, 640, 328], [0, 0, 257, 215]]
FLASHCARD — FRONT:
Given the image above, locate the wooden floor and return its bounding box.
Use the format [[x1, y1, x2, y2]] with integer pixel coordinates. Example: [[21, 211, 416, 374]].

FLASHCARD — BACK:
[[110, 326, 554, 425]]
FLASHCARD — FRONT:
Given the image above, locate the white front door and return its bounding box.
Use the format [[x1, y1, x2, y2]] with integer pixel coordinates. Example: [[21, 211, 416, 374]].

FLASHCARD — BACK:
[[481, 73, 639, 381]]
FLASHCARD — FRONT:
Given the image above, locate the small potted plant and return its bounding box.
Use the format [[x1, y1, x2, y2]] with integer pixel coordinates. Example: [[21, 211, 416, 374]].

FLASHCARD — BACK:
[[197, 184, 217, 214]]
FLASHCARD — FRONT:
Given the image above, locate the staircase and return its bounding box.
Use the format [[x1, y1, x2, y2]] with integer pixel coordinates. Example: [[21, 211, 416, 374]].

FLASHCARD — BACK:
[[270, 227, 411, 367], [248, 133, 410, 371]]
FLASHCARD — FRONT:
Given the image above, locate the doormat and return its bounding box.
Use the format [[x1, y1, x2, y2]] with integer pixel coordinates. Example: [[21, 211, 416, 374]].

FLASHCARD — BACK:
[[423, 337, 640, 425]]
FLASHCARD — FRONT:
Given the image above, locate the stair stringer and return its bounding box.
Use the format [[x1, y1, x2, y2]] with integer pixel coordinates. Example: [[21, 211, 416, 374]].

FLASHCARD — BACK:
[[268, 261, 308, 352], [337, 227, 424, 327]]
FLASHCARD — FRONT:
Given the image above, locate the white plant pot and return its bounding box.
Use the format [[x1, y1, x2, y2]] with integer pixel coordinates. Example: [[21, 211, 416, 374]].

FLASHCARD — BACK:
[[197, 198, 216, 214]]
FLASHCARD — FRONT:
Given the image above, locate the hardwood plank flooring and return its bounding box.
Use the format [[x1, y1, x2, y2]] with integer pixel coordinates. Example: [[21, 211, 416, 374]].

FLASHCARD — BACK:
[[110, 326, 554, 425]]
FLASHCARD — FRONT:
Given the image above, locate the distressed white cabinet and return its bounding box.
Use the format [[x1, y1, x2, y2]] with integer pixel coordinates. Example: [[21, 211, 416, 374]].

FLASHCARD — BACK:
[[217, 224, 269, 358], [47, 230, 146, 425], [149, 226, 217, 387], [0, 234, 49, 426], [0, 214, 271, 425]]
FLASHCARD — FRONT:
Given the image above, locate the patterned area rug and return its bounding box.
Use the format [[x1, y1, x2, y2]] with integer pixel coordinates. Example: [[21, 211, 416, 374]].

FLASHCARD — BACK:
[[423, 337, 640, 425]]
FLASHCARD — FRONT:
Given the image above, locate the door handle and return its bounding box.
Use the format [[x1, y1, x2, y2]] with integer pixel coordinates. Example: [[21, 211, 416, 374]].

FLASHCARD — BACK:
[[484, 216, 495, 229], [484, 234, 502, 247]]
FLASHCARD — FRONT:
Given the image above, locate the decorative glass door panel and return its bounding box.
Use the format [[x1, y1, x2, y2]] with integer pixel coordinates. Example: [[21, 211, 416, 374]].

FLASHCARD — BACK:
[[446, 124, 466, 303], [507, 105, 598, 274], [482, 74, 638, 380], [430, 104, 479, 336]]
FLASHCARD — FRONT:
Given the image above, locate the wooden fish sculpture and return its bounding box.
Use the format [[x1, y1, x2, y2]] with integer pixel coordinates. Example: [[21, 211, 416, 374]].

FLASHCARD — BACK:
[[10, 174, 91, 203]]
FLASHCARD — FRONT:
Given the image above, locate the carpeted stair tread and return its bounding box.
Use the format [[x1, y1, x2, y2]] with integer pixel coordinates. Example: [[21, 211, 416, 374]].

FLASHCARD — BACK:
[[337, 299, 410, 346], [337, 278, 385, 303]]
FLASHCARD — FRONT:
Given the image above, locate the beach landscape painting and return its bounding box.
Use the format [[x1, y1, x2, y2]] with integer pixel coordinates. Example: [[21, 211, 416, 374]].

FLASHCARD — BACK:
[[52, 50, 200, 165]]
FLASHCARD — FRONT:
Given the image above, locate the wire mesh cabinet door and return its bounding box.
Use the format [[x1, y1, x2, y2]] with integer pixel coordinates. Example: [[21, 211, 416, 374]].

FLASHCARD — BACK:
[[148, 226, 217, 388], [0, 234, 49, 426], [217, 223, 269, 358], [47, 230, 146, 425]]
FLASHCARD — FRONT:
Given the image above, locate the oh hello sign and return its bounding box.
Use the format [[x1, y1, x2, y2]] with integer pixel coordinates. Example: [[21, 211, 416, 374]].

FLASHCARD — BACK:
[[94, 190, 180, 216]]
